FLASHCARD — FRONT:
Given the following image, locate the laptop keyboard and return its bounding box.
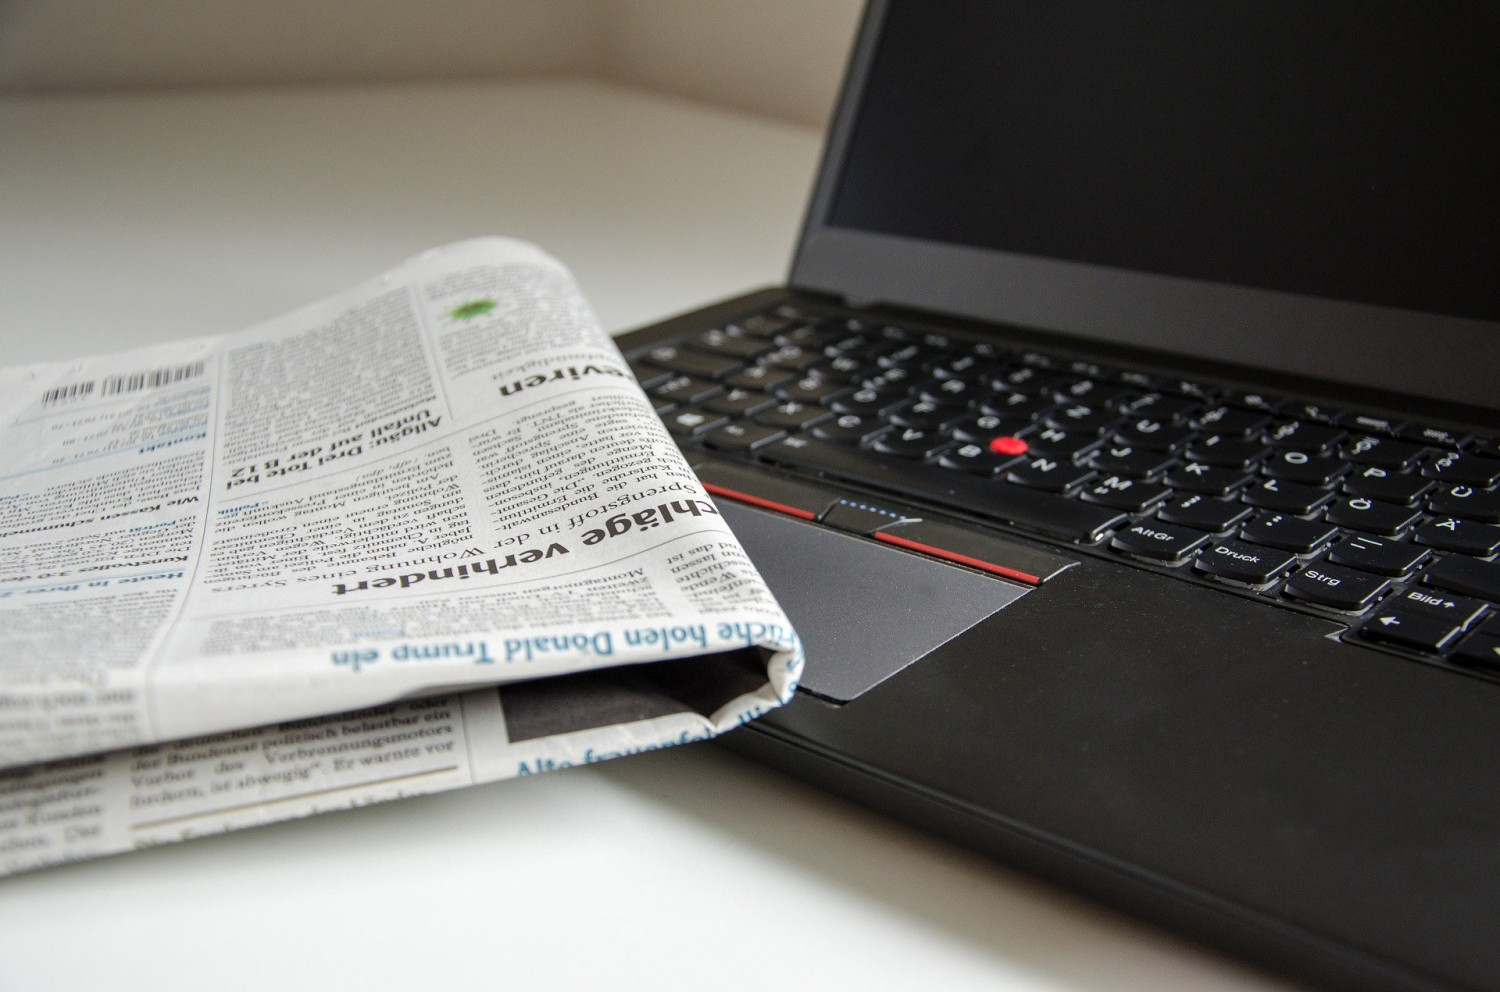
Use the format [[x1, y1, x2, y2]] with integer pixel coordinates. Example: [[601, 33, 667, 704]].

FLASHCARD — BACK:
[[626, 305, 1500, 673]]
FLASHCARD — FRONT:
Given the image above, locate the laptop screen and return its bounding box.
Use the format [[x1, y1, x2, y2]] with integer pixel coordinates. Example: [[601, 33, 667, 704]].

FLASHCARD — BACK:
[[793, 0, 1500, 410]]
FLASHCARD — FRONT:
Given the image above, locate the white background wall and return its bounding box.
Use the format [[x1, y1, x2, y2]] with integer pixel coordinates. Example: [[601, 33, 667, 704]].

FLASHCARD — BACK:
[[0, 0, 864, 127]]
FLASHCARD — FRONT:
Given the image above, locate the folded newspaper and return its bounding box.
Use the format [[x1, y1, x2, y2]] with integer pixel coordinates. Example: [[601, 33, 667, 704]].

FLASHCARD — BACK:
[[0, 238, 803, 876]]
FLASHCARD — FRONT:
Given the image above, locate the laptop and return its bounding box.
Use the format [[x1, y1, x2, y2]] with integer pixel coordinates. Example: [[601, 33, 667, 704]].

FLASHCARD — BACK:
[[614, 2, 1500, 989]]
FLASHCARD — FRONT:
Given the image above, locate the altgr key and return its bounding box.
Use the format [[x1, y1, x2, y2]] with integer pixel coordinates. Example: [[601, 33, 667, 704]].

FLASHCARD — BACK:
[[1110, 521, 1212, 564]]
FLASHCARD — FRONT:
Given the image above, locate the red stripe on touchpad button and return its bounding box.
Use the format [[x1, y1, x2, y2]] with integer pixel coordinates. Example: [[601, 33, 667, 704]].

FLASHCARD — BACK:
[[702, 482, 819, 520], [874, 531, 1042, 585]]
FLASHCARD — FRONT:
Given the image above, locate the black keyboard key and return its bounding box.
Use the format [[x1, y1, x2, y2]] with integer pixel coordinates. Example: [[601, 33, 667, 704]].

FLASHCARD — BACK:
[[1017, 350, 1060, 369], [1400, 424, 1471, 449], [1242, 478, 1335, 515], [811, 353, 876, 381], [775, 375, 852, 405], [763, 343, 823, 372], [976, 389, 1052, 419], [757, 436, 1127, 542], [1414, 517, 1500, 556], [642, 345, 743, 379], [689, 328, 773, 360], [876, 342, 927, 369], [1342, 466, 1432, 505], [935, 441, 1025, 476], [993, 365, 1066, 395], [1389, 588, 1488, 630], [931, 353, 998, 379], [1080, 475, 1172, 512], [1337, 414, 1407, 437], [822, 331, 871, 356], [1111, 520, 1211, 563], [1194, 406, 1272, 438], [1423, 556, 1500, 602], [1005, 456, 1095, 493], [1323, 496, 1421, 536], [1263, 450, 1348, 486], [1223, 390, 1285, 414], [1327, 534, 1429, 576], [725, 313, 795, 339], [1266, 420, 1346, 452], [1283, 562, 1390, 611], [1452, 632, 1500, 671], [1194, 539, 1297, 585], [1344, 434, 1424, 470], [651, 374, 723, 405], [915, 375, 984, 406], [1046, 403, 1121, 435], [628, 359, 674, 390], [888, 399, 966, 431], [1157, 494, 1252, 532], [1428, 485, 1500, 523], [811, 413, 887, 445], [1114, 419, 1195, 452], [702, 388, 778, 418], [663, 408, 730, 437], [701, 421, 785, 453], [1359, 609, 1461, 652], [1116, 370, 1174, 392], [1240, 513, 1339, 553], [753, 401, 831, 431], [774, 324, 836, 351], [1171, 379, 1221, 403], [1091, 444, 1175, 479], [1476, 438, 1500, 458], [1185, 434, 1269, 468], [723, 364, 796, 391], [1020, 425, 1103, 460], [1057, 380, 1133, 407], [1424, 451, 1500, 487], [870, 427, 946, 459], [1064, 359, 1114, 380], [829, 386, 908, 417], [950, 413, 1029, 443], [1282, 403, 1344, 425], [863, 366, 917, 391], [1122, 393, 1200, 423], [1164, 463, 1252, 497]]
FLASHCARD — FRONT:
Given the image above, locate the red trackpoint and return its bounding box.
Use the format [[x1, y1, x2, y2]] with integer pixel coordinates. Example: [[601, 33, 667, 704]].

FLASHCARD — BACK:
[[988, 436, 1029, 456]]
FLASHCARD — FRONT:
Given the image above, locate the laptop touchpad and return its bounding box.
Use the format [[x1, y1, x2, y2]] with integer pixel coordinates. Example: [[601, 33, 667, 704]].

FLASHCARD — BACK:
[[719, 501, 1027, 701]]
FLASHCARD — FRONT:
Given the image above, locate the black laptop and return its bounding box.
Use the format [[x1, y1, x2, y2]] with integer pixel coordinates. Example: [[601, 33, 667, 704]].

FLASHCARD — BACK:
[[616, 3, 1500, 989]]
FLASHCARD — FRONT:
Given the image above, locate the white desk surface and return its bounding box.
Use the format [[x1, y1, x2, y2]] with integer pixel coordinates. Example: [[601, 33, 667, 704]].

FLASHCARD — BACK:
[[0, 79, 1302, 992]]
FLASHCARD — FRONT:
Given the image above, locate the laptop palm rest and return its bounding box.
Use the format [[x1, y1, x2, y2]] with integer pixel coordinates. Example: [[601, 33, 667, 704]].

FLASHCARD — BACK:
[[718, 500, 1028, 701]]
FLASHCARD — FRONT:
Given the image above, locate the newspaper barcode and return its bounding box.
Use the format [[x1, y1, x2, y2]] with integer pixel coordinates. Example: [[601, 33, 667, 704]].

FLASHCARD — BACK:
[[101, 361, 206, 397], [40, 380, 97, 407]]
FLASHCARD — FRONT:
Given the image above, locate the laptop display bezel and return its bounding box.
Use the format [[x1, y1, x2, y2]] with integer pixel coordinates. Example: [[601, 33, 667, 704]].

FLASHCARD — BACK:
[[789, 0, 1499, 413]]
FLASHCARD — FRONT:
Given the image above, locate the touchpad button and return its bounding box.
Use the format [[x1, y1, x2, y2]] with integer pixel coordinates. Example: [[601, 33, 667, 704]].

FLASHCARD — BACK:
[[719, 501, 1028, 701]]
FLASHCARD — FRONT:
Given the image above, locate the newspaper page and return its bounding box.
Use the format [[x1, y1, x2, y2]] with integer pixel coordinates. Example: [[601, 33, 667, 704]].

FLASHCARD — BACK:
[[0, 238, 802, 875]]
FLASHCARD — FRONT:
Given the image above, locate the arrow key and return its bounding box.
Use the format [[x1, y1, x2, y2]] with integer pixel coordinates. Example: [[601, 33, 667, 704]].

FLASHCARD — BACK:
[[1359, 608, 1462, 653], [1451, 632, 1500, 672]]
